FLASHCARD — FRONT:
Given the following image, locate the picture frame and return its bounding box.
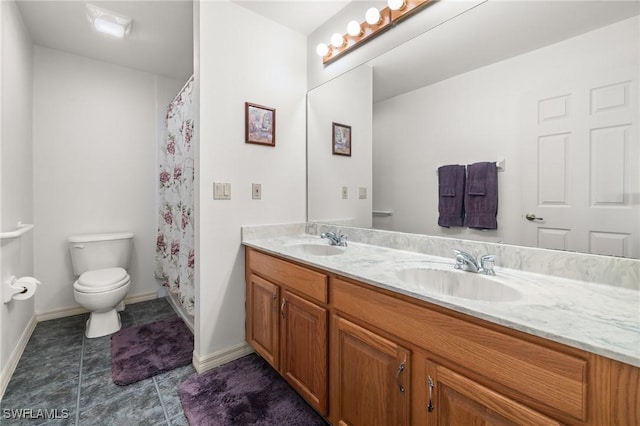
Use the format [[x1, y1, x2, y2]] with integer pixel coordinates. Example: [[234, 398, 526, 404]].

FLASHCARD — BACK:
[[245, 102, 276, 146], [332, 122, 351, 156]]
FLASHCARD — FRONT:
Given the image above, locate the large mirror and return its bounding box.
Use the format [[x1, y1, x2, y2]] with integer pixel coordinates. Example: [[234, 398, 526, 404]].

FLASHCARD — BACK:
[[307, 0, 640, 259]]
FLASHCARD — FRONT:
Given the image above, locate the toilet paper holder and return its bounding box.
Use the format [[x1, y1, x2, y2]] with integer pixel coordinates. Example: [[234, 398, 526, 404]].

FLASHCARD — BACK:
[[3, 275, 41, 304]]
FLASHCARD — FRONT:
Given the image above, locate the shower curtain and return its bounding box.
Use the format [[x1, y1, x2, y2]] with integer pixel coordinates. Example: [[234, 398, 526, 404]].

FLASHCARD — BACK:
[[155, 76, 195, 315]]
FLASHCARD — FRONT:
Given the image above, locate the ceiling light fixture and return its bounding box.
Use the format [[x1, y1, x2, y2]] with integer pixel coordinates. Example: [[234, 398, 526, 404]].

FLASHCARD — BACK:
[[316, 0, 432, 65], [86, 3, 132, 38]]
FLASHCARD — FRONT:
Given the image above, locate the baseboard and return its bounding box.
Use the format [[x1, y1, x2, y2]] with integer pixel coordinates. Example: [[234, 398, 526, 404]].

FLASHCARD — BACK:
[[192, 342, 254, 373], [124, 292, 158, 306], [0, 315, 37, 399], [35, 292, 158, 322]]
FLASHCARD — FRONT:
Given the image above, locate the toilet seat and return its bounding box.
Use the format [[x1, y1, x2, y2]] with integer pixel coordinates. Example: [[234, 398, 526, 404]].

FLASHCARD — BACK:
[[74, 267, 130, 293]]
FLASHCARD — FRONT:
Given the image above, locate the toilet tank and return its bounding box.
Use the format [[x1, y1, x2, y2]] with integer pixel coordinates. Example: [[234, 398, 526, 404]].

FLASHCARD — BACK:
[[68, 232, 134, 276]]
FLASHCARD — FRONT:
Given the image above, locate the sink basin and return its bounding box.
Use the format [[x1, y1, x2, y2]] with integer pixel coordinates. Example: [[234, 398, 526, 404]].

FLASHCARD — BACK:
[[287, 243, 345, 257], [395, 267, 521, 302]]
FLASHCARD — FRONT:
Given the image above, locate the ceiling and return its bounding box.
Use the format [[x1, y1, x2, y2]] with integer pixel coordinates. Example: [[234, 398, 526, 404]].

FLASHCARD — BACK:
[[369, 1, 640, 102], [15, 0, 349, 82], [16, 1, 194, 81]]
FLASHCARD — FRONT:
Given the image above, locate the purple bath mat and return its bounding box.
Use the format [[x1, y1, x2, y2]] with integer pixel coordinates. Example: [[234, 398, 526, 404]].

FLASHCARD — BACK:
[[178, 354, 328, 426], [111, 316, 193, 386]]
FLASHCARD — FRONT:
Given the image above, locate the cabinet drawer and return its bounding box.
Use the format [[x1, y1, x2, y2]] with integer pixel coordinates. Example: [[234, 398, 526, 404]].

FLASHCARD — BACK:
[[247, 249, 328, 303], [333, 277, 587, 421]]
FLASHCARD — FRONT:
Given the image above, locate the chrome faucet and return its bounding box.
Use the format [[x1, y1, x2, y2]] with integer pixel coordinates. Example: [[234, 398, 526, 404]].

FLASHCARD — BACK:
[[453, 250, 496, 275], [321, 232, 348, 247]]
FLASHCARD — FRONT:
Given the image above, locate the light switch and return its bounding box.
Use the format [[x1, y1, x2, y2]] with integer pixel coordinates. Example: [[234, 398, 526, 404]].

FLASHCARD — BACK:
[[252, 183, 262, 200], [341, 186, 348, 199], [359, 187, 367, 199], [213, 182, 231, 200]]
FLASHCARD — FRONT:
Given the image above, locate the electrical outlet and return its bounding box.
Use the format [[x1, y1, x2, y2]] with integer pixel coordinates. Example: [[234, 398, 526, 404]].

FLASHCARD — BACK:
[[252, 183, 262, 200], [341, 186, 348, 199], [359, 187, 367, 199]]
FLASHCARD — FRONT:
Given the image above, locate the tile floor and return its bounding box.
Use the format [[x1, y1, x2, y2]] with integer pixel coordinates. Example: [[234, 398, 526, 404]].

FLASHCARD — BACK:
[[1, 298, 196, 426]]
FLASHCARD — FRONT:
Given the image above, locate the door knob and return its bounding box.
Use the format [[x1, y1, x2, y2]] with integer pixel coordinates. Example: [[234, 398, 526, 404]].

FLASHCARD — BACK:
[[525, 213, 544, 221]]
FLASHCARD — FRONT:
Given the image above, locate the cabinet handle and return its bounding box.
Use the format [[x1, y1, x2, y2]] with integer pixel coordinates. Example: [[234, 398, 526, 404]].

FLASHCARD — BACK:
[[427, 375, 434, 412], [280, 298, 286, 318], [395, 361, 406, 393]]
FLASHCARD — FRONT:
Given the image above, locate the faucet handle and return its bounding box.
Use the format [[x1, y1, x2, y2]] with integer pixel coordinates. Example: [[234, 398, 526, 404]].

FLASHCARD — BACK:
[[338, 234, 348, 247], [479, 254, 497, 275]]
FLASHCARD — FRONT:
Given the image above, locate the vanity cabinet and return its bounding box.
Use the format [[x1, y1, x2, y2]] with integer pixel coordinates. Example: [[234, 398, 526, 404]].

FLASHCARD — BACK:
[[245, 247, 640, 426], [331, 315, 411, 426], [245, 248, 328, 415], [425, 360, 559, 425], [246, 273, 280, 368]]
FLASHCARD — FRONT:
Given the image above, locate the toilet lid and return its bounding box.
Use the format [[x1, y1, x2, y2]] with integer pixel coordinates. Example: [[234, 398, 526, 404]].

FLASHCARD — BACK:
[[74, 267, 129, 293]]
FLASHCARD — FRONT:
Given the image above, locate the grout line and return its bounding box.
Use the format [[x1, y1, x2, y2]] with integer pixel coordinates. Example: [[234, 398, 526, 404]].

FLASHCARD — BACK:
[[75, 327, 85, 426], [153, 376, 171, 425]]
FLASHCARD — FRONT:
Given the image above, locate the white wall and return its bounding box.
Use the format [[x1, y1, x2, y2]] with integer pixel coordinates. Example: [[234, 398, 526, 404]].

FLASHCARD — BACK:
[[373, 16, 639, 245], [195, 1, 307, 365], [33, 46, 183, 316], [0, 0, 35, 396], [308, 64, 372, 227]]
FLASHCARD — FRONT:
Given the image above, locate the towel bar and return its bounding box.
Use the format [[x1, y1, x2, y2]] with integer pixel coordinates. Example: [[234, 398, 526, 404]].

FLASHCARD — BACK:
[[372, 210, 393, 217], [436, 159, 505, 173], [0, 223, 35, 240]]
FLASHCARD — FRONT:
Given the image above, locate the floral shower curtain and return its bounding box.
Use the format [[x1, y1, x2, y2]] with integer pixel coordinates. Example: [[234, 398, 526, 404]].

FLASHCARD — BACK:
[[155, 76, 195, 315]]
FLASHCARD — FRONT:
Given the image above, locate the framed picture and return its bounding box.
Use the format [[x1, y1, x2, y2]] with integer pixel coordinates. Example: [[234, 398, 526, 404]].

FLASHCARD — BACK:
[[332, 122, 351, 156], [245, 102, 276, 146]]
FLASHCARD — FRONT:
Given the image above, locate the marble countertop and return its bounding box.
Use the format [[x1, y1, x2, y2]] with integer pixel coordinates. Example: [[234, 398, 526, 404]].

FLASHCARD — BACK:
[[243, 234, 640, 368]]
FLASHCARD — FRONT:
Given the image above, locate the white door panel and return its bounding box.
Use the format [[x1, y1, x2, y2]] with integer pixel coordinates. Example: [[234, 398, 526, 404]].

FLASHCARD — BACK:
[[521, 66, 639, 258]]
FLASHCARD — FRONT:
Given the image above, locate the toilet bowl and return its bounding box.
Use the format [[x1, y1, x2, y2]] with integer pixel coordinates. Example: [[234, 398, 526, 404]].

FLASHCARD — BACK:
[[73, 267, 131, 338], [68, 232, 134, 338]]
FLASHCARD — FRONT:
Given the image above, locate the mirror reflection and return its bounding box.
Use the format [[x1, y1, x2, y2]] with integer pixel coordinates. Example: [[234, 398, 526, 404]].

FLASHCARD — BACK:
[[307, 1, 640, 258]]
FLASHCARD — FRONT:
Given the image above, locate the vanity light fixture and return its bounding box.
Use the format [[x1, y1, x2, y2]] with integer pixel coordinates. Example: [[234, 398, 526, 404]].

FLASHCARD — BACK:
[[331, 32, 346, 48], [316, 0, 432, 65], [316, 43, 330, 57], [86, 3, 132, 39], [365, 7, 382, 25], [347, 20, 363, 37], [388, 0, 407, 11]]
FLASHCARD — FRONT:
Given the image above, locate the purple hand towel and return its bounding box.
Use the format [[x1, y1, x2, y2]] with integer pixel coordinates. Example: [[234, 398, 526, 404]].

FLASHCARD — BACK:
[[464, 162, 498, 229], [438, 164, 465, 227]]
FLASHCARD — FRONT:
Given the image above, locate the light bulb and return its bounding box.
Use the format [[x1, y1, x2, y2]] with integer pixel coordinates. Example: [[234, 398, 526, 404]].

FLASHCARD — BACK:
[[365, 7, 381, 25], [331, 33, 345, 48], [316, 43, 329, 57], [347, 20, 362, 37], [388, 0, 406, 11]]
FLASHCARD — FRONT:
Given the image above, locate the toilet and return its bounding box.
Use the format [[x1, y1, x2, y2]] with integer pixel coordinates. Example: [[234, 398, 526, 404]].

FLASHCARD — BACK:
[[68, 232, 134, 338]]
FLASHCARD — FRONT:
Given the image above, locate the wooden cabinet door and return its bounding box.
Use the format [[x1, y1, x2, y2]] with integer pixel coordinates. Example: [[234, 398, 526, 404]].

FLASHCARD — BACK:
[[331, 316, 410, 426], [246, 274, 280, 369], [433, 364, 560, 426], [280, 289, 328, 415]]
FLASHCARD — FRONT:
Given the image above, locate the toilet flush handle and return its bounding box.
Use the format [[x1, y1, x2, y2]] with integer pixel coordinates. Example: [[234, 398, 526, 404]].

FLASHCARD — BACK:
[[73, 244, 85, 249]]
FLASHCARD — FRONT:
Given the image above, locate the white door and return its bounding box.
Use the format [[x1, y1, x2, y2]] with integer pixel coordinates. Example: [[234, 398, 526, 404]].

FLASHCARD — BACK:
[[521, 66, 639, 258]]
